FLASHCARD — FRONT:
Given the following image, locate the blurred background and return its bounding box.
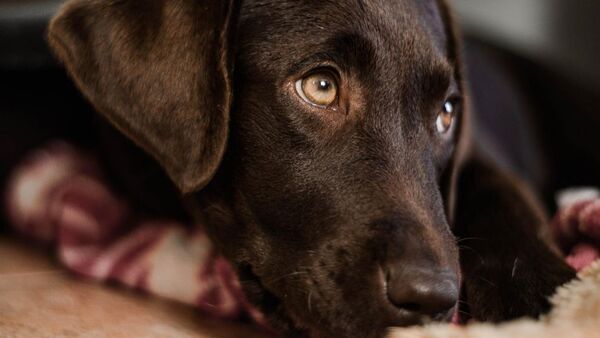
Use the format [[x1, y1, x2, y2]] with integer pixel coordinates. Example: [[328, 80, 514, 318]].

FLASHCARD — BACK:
[[455, 0, 600, 91]]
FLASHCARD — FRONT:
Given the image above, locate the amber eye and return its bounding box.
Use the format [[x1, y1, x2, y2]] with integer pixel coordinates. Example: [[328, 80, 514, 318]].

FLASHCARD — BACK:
[[295, 72, 338, 108], [436, 99, 458, 135]]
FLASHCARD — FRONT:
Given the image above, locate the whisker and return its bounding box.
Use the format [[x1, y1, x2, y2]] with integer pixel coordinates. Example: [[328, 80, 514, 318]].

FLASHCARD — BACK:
[[511, 257, 520, 279], [456, 237, 486, 244], [265, 270, 309, 284], [478, 276, 497, 288], [458, 245, 485, 265]]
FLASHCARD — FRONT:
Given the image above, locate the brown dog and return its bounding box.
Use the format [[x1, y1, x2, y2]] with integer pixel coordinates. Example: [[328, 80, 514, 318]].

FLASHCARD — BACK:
[[47, 1, 575, 337]]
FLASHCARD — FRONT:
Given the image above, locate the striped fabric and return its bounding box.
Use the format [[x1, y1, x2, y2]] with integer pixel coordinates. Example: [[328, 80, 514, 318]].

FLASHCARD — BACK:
[[553, 188, 600, 271], [4, 141, 266, 327]]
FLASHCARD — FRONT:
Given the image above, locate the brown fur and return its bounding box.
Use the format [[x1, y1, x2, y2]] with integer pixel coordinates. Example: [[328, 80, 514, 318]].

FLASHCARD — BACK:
[[47, 1, 575, 337], [48, 0, 238, 193]]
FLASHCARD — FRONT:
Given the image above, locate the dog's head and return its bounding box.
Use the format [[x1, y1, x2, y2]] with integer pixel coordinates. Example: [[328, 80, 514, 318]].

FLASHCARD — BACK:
[[49, 1, 469, 337]]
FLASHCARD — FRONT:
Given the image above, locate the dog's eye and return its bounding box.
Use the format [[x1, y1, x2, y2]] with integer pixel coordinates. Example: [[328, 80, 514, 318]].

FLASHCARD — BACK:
[[436, 98, 458, 135], [295, 72, 338, 108]]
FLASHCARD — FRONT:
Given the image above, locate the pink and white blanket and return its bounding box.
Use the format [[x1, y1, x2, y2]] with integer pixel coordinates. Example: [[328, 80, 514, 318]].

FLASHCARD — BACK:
[[4, 142, 266, 326], [4, 141, 600, 328]]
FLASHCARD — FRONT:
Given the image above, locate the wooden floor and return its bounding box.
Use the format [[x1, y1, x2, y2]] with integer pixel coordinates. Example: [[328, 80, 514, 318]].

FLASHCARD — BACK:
[[0, 238, 267, 338]]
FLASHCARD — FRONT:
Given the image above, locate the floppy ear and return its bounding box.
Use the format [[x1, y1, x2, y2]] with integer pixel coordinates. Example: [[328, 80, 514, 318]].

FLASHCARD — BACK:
[[48, 0, 240, 193], [436, 0, 473, 223]]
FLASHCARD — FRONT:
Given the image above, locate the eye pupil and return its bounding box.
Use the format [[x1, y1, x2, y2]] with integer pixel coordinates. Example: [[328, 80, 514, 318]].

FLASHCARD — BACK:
[[318, 80, 330, 90]]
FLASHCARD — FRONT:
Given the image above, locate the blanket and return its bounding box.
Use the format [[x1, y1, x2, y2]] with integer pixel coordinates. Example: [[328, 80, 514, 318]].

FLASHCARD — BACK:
[[4, 142, 265, 326], [387, 188, 600, 338], [4, 141, 600, 336], [388, 261, 600, 338]]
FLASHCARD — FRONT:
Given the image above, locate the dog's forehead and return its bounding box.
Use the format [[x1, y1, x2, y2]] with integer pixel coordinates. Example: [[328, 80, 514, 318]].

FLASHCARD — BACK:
[[238, 0, 449, 68], [357, 0, 448, 51]]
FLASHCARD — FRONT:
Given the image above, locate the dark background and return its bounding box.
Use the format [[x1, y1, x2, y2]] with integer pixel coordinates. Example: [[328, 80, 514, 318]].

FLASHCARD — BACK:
[[456, 0, 600, 91]]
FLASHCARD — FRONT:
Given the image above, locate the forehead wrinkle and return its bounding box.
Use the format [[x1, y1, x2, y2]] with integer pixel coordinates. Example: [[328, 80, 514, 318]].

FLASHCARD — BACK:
[[324, 33, 377, 73]]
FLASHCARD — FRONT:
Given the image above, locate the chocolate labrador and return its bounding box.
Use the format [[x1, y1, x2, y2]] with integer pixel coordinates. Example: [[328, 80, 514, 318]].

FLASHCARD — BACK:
[[47, 0, 576, 337]]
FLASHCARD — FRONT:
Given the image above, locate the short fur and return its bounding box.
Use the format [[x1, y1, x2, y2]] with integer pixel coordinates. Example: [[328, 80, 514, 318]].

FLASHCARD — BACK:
[[48, 1, 575, 337]]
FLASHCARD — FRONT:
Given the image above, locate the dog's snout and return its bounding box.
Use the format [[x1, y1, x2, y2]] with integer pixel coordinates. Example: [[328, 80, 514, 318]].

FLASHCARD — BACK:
[[385, 266, 459, 317]]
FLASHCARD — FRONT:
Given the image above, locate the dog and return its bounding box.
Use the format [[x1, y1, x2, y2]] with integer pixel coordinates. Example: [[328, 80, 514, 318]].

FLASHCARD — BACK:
[[47, 1, 576, 337]]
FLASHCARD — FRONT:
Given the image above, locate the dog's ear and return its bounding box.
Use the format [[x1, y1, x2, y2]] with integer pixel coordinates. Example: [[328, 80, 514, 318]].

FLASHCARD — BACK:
[[436, 0, 473, 223], [48, 0, 240, 193]]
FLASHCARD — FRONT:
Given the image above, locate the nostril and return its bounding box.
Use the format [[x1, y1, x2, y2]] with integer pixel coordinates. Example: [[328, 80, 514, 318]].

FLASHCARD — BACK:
[[385, 268, 459, 317]]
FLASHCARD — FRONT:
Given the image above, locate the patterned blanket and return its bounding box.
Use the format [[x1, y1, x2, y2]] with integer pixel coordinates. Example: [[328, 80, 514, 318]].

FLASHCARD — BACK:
[[4, 141, 600, 330], [4, 142, 266, 327]]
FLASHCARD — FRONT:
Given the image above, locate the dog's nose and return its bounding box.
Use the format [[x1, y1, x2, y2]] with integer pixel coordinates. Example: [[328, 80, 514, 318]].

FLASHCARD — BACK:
[[385, 266, 458, 317]]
